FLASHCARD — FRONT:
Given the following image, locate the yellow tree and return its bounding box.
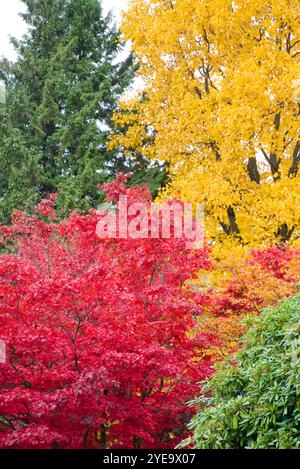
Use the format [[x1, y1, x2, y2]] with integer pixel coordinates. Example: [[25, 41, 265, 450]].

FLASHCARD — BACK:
[[112, 0, 300, 249]]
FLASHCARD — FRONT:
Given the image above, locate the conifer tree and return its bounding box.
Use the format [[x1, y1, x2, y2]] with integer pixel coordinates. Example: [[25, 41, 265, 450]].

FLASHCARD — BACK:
[[0, 102, 40, 223], [0, 0, 164, 223]]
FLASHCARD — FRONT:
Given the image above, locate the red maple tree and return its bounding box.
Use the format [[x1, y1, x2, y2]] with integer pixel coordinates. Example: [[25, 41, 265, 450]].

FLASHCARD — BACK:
[[0, 177, 213, 449]]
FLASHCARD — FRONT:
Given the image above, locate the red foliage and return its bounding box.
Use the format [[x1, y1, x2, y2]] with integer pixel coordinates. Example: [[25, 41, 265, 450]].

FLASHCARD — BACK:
[[250, 245, 299, 281], [212, 246, 300, 317], [194, 246, 300, 357], [0, 178, 213, 449]]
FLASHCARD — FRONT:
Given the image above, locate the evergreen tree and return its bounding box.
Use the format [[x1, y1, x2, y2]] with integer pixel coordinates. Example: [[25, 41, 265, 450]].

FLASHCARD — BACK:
[[0, 0, 164, 222], [0, 102, 40, 223]]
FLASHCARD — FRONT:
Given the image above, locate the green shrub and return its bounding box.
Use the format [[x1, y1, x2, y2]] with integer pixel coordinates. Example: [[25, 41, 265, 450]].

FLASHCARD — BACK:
[[187, 295, 300, 449]]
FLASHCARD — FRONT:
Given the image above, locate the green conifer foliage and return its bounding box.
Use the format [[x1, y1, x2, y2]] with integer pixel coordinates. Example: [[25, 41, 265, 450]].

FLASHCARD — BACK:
[[0, 0, 164, 222]]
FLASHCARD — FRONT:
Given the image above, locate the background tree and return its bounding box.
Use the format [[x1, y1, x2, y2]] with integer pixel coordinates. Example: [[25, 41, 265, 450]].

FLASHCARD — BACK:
[[0, 0, 165, 223], [0, 102, 40, 223], [114, 0, 300, 249]]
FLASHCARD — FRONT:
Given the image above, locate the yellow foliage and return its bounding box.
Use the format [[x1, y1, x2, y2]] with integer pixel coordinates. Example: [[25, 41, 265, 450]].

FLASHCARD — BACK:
[[114, 0, 300, 248]]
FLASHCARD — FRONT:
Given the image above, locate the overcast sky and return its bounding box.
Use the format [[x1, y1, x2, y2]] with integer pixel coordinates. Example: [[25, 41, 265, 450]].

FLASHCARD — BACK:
[[0, 0, 128, 60]]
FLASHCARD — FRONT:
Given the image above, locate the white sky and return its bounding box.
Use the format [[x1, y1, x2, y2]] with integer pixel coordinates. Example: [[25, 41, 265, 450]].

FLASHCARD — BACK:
[[0, 0, 129, 60]]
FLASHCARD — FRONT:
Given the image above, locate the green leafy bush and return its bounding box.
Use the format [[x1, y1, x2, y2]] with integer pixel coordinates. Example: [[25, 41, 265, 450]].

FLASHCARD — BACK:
[[188, 295, 300, 449]]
